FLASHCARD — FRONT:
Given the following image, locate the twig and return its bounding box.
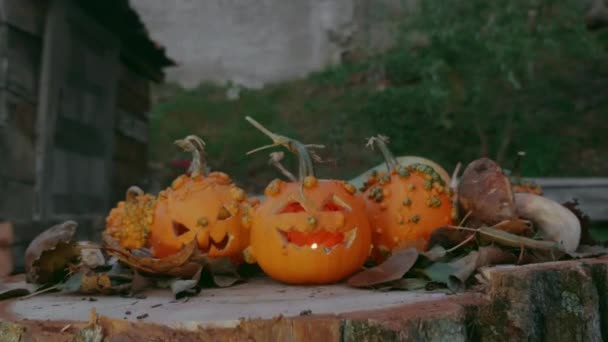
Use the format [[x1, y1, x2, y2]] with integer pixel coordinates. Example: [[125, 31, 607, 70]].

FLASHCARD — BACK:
[[458, 211, 472, 227], [18, 285, 60, 300], [446, 225, 562, 252], [446, 233, 476, 253]]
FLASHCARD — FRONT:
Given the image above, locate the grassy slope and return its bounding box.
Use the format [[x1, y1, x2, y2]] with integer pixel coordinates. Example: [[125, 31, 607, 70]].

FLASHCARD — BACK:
[[149, 0, 608, 194]]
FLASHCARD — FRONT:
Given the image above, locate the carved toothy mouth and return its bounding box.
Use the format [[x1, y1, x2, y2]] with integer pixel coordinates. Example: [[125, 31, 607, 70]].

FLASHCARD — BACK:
[[171, 221, 232, 252], [208, 234, 232, 251], [276, 227, 358, 253]]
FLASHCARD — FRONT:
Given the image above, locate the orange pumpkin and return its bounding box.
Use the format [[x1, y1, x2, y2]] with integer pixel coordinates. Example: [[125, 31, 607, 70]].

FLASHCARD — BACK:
[[148, 135, 251, 261], [105, 186, 155, 250], [360, 136, 453, 263], [244, 117, 372, 285]]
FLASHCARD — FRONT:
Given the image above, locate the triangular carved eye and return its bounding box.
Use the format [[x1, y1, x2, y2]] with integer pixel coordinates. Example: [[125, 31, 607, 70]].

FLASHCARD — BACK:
[[173, 222, 190, 237], [322, 195, 351, 212], [278, 201, 306, 214], [217, 206, 232, 220]]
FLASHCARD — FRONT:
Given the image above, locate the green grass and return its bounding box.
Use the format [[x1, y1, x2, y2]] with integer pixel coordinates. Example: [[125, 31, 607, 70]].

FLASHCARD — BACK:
[[149, 0, 608, 194]]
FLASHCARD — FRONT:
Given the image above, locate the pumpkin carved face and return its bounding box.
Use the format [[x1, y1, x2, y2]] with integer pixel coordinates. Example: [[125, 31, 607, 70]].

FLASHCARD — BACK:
[[244, 117, 371, 285], [249, 178, 370, 284], [361, 136, 453, 263], [148, 136, 251, 260]]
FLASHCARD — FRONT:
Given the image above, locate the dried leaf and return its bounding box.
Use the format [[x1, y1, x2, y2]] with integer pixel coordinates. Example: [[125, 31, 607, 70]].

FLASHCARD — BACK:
[[60, 273, 85, 293], [103, 233, 201, 277], [421, 245, 447, 261], [493, 219, 533, 236], [79, 244, 106, 269], [458, 158, 517, 227], [422, 262, 456, 284], [212, 274, 241, 288], [446, 252, 479, 292], [476, 245, 518, 266], [170, 267, 203, 297], [25, 221, 79, 284], [203, 257, 242, 287], [429, 226, 472, 249], [447, 246, 516, 291], [388, 278, 429, 291], [130, 271, 152, 294], [79, 274, 114, 294], [347, 248, 419, 287], [0, 285, 35, 300], [478, 226, 561, 251]]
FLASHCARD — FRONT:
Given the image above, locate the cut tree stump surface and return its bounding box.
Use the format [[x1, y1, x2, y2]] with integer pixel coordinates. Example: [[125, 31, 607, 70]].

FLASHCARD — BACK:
[[2, 256, 608, 341], [3, 277, 451, 327]]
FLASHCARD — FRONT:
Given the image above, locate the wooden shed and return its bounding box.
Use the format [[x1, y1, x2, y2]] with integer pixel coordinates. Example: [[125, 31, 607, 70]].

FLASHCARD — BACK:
[[0, 0, 173, 270]]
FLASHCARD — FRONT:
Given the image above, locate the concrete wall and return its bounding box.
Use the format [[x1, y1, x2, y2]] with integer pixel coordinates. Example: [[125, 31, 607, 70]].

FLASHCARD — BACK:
[[130, 0, 412, 88]]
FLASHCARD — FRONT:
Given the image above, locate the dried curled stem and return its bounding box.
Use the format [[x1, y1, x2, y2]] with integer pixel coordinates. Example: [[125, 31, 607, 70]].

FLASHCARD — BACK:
[[366, 135, 399, 172], [246, 116, 322, 182], [268, 152, 297, 182], [125, 186, 144, 202], [174, 135, 208, 178]]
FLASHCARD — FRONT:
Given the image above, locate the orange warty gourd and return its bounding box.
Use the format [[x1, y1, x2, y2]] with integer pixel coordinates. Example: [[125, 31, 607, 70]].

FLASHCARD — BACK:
[[244, 117, 372, 285], [148, 135, 252, 260], [105, 186, 155, 250], [361, 136, 453, 263]]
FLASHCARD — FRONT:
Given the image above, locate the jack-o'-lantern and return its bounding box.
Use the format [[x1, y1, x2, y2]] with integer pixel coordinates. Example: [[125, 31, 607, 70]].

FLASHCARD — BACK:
[[148, 135, 251, 261], [244, 117, 372, 285], [105, 186, 155, 250], [361, 135, 453, 263]]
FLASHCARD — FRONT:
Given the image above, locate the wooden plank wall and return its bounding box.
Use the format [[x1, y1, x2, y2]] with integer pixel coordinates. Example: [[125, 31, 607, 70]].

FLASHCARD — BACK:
[[111, 64, 151, 204], [0, 0, 43, 222]]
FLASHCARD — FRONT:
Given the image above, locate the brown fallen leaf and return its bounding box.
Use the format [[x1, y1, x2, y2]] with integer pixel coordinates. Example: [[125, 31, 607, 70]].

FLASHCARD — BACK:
[[25, 221, 79, 284], [421, 245, 447, 261], [458, 158, 517, 227], [347, 248, 419, 287], [493, 219, 533, 236], [448, 245, 517, 291], [428, 226, 473, 249], [103, 233, 201, 278]]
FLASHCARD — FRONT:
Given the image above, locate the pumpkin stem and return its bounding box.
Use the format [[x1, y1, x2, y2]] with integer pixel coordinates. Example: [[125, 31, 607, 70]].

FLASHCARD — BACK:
[[366, 135, 399, 172], [269, 152, 297, 182], [174, 135, 208, 178], [512, 151, 526, 184], [125, 186, 144, 202], [245, 116, 317, 181]]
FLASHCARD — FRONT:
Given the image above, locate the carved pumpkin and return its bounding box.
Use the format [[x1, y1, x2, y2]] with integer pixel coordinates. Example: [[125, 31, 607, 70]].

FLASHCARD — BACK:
[[244, 117, 372, 285], [148, 135, 251, 260], [105, 186, 155, 250], [360, 136, 453, 262]]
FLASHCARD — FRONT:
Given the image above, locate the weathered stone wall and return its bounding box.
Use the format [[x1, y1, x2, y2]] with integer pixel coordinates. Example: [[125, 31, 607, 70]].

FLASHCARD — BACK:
[[130, 0, 414, 88]]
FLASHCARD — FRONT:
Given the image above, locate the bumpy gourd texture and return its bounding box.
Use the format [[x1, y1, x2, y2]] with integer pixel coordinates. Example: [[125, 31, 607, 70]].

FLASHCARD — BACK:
[[148, 172, 251, 260], [106, 192, 156, 250], [361, 164, 453, 262], [249, 177, 371, 285]]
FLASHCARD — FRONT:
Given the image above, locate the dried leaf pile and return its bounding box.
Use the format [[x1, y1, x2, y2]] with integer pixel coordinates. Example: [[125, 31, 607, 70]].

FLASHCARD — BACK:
[[3, 156, 606, 302], [345, 157, 607, 292]]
